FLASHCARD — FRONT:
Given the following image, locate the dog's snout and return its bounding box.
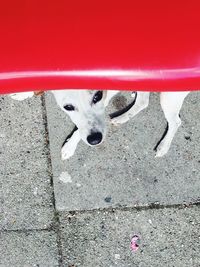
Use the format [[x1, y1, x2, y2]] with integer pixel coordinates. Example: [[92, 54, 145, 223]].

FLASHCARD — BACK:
[[87, 132, 103, 145]]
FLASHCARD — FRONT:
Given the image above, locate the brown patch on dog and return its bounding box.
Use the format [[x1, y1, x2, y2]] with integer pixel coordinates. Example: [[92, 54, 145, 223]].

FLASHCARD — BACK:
[[34, 91, 44, 96]]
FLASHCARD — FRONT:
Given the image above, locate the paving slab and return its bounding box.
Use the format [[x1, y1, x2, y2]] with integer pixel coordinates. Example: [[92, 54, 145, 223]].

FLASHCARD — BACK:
[[45, 92, 200, 211], [0, 95, 54, 230], [0, 95, 49, 175], [59, 206, 200, 267], [0, 171, 54, 230], [0, 230, 59, 267]]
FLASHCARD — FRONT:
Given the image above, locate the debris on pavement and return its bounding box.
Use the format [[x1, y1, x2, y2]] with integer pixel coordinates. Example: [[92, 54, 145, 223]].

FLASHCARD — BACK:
[[130, 234, 141, 252]]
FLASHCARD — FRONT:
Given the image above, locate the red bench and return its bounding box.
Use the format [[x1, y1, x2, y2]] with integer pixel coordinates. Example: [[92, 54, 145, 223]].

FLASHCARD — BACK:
[[0, 0, 200, 94]]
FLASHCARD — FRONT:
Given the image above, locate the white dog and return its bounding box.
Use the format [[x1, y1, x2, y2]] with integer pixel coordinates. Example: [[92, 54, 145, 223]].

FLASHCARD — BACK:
[[10, 90, 190, 159]]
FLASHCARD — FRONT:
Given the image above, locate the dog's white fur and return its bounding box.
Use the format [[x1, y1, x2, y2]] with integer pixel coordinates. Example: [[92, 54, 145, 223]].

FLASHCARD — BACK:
[[10, 90, 190, 159]]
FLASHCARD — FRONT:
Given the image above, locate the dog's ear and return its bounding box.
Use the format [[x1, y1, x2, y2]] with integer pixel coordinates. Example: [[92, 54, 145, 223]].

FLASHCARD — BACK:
[[34, 91, 44, 96]]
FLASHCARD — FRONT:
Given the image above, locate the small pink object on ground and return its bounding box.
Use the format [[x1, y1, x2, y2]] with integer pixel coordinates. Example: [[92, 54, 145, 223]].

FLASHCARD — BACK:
[[130, 235, 141, 252]]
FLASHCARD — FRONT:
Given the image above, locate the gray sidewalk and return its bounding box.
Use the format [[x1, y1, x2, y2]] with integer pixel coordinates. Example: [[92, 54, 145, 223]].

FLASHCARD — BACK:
[[0, 92, 200, 267]]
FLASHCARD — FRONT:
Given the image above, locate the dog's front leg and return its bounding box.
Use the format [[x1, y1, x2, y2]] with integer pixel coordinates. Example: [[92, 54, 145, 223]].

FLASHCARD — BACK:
[[61, 126, 81, 160], [111, 92, 150, 125]]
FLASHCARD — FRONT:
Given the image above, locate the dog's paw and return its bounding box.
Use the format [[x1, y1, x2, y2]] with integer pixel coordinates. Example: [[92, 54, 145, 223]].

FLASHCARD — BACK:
[[10, 92, 34, 101], [61, 141, 76, 160], [111, 114, 130, 126], [155, 142, 169, 158]]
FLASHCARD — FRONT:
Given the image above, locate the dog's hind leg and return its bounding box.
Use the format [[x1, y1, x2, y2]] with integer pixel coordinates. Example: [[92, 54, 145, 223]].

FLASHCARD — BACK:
[[111, 92, 150, 125], [61, 126, 81, 160], [155, 91, 190, 157]]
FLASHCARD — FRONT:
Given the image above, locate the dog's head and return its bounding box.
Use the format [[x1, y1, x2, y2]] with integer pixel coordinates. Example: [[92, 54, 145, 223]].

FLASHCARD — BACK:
[[52, 90, 108, 146]]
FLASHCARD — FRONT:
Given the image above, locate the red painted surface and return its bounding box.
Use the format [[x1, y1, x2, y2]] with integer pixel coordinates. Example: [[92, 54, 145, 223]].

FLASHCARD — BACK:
[[0, 0, 200, 93]]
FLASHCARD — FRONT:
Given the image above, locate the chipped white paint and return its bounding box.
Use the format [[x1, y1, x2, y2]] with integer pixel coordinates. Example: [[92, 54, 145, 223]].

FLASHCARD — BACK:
[[0, 133, 6, 138], [115, 254, 121, 260], [59, 172, 72, 184], [33, 187, 38, 196]]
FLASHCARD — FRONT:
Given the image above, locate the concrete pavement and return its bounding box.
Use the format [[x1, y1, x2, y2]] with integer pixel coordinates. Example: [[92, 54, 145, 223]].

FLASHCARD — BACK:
[[0, 91, 200, 266]]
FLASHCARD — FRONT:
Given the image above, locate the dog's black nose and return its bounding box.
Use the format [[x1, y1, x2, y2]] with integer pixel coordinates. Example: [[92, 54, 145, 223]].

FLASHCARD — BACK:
[[87, 132, 103, 145]]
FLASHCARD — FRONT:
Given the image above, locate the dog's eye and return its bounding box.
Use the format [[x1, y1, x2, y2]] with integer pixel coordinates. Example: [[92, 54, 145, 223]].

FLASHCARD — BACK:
[[63, 104, 75, 111], [92, 91, 103, 104]]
